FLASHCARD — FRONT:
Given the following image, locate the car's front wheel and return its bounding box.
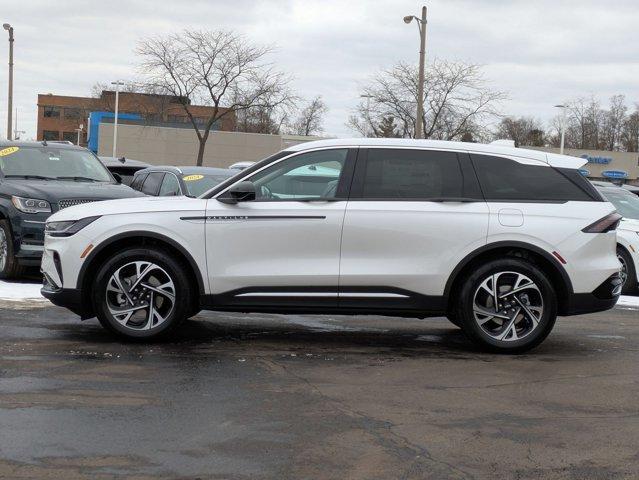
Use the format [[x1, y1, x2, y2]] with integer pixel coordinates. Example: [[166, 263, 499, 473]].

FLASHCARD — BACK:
[[0, 219, 26, 279], [92, 247, 193, 339], [455, 258, 557, 353]]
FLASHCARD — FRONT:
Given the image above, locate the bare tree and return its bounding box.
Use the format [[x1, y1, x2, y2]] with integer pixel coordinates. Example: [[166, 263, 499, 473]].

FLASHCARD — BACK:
[[495, 116, 545, 147], [547, 95, 636, 151], [289, 96, 328, 136], [136, 30, 295, 166], [347, 59, 506, 140], [621, 106, 639, 152], [602, 95, 628, 151], [234, 87, 297, 135]]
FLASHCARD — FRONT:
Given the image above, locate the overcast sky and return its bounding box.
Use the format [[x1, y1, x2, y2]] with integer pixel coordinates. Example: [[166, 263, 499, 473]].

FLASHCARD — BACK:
[[1, 0, 638, 140]]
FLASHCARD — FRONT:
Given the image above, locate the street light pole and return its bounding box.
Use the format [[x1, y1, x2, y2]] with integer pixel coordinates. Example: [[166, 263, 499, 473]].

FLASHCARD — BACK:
[[554, 104, 566, 155], [111, 80, 125, 158], [75, 124, 83, 146], [3, 23, 14, 141], [404, 6, 427, 139]]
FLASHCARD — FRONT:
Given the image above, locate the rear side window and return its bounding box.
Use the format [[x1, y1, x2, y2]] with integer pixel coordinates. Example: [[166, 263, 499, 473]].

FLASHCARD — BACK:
[[359, 149, 466, 200], [141, 172, 164, 196], [471, 154, 595, 202], [130, 173, 148, 191]]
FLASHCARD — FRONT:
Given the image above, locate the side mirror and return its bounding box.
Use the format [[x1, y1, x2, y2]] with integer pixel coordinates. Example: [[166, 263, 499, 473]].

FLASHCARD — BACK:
[[112, 173, 122, 184], [219, 181, 256, 204]]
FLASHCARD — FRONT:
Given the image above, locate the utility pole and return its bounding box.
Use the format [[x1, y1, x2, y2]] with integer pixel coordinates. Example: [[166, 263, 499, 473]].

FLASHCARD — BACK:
[[403, 7, 427, 139], [3, 24, 14, 140], [555, 104, 566, 155], [111, 80, 125, 158]]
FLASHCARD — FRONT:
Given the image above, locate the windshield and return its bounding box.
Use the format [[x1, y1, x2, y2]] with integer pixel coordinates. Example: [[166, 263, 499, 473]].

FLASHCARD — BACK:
[[0, 146, 113, 182], [601, 189, 639, 220], [184, 173, 234, 197]]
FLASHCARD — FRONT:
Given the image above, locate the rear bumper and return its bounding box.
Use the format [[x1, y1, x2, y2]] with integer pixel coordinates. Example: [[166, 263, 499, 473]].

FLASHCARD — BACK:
[[561, 273, 622, 316]]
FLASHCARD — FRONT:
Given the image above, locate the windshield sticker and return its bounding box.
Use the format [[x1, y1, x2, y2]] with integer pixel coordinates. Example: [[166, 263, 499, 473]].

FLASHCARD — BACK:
[[48, 153, 60, 161], [183, 174, 204, 181], [0, 146, 19, 157]]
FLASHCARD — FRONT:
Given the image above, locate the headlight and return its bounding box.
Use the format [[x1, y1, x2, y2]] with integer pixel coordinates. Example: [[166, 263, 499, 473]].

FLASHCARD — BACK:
[[11, 196, 51, 214], [45, 216, 100, 237]]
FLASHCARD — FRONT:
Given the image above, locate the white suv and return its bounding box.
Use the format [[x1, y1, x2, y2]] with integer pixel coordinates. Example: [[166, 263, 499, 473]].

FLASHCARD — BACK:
[[41, 139, 622, 352]]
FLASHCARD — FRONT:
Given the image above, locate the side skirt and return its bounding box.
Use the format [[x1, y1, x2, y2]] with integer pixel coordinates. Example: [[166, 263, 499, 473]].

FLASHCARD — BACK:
[[199, 286, 448, 319]]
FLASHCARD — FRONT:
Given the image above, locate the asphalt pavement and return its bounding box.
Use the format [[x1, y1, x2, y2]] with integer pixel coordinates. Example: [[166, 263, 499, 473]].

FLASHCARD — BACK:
[[0, 303, 638, 479]]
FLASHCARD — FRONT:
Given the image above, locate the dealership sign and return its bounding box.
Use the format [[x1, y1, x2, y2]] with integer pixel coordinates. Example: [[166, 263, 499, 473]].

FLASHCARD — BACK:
[[601, 170, 629, 179], [580, 154, 612, 164], [578, 168, 590, 176]]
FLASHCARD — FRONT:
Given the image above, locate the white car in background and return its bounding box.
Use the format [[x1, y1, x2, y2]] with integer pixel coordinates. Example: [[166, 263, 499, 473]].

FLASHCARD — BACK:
[[595, 183, 639, 294], [41, 139, 623, 353], [228, 161, 255, 171]]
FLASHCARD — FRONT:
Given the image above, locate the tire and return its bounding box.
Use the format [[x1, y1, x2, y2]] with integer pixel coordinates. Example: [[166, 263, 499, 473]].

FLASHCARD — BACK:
[[617, 246, 637, 295], [454, 258, 558, 353], [446, 314, 462, 328], [92, 247, 193, 340], [0, 219, 27, 279]]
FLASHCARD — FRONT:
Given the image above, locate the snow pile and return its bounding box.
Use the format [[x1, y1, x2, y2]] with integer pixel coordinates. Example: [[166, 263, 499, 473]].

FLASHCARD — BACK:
[[617, 295, 639, 309], [0, 280, 45, 301]]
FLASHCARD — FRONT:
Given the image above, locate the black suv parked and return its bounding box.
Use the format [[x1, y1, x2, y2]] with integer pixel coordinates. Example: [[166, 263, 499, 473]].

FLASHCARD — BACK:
[[0, 141, 143, 278]]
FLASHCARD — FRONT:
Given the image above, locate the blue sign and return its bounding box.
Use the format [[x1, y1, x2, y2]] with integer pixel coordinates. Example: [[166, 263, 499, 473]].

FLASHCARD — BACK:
[[580, 154, 612, 165], [578, 168, 590, 176], [601, 170, 628, 179]]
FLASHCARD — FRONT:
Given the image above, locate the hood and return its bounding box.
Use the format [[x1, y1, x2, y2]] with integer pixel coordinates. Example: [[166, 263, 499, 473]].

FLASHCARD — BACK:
[[48, 195, 207, 222], [619, 217, 639, 233], [1, 179, 143, 204]]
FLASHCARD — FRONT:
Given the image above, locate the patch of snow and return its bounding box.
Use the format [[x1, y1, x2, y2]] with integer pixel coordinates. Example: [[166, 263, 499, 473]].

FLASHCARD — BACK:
[[0, 280, 45, 301], [617, 295, 639, 310], [586, 334, 626, 339], [415, 334, 444, 343]]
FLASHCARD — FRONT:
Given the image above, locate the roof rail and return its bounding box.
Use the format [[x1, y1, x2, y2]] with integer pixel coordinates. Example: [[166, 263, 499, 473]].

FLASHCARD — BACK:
[[490, 139, 516, 147]]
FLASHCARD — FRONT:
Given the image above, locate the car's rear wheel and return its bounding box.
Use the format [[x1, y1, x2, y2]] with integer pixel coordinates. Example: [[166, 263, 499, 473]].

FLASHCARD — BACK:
[[92, 247, 193, 339], [617, 246, 637, 295], [455, 258, 557, 353], [0, 220, 27, 279]]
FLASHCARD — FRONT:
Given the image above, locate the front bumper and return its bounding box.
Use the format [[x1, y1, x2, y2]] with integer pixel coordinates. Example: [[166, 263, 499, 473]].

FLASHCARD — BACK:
[[561, 273, 622, 316], [10, 212, 48, 265], [41, 282, 93, 319]]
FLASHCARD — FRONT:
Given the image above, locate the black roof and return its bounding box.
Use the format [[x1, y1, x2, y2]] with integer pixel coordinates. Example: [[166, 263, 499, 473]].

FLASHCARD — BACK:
[[99, 156, 151, 168]]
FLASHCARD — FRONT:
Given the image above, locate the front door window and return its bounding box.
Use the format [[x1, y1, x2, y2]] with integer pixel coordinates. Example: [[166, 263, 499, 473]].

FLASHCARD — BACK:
[[247, 149, 349, 201]]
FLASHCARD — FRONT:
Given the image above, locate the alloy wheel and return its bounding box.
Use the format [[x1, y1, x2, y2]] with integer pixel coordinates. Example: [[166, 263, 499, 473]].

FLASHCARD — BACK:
[[473, 271, 544, 342], [105, 261, 176, 331], [617, 253, 628, 288], [0, 228, 7, 272]]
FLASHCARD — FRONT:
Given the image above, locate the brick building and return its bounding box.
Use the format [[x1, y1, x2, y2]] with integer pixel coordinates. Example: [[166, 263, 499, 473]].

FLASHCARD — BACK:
[[36, 90, 235, 147]]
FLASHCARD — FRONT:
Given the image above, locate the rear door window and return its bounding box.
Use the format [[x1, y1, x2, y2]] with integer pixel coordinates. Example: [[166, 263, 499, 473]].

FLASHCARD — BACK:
[[471, 154, 595, 202], [141, 172, 164, 196], [130, 173, 148, 191], [355, 149, 467, 200]]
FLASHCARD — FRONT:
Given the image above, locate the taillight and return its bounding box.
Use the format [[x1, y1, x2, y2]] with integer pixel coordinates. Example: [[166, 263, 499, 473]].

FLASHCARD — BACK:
[[582, 213, 622, 233]]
